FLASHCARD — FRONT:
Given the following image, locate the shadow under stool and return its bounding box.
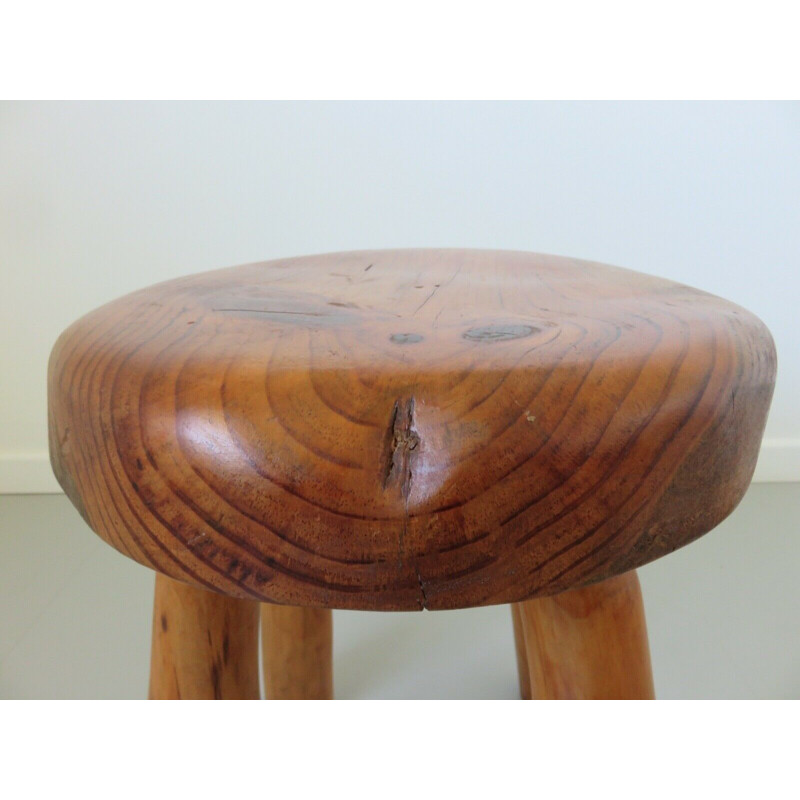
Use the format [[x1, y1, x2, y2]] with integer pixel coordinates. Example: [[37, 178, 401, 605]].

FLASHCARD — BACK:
[[47, 249, 776, 699]]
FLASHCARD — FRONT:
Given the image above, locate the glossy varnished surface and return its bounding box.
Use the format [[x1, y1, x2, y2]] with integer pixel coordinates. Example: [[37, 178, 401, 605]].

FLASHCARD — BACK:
[[48, 250, 776, 610]]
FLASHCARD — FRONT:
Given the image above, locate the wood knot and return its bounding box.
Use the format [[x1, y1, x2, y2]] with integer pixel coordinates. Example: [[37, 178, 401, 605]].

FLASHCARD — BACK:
[[463, 323, 538, 342], [389, 333, 424, 344]]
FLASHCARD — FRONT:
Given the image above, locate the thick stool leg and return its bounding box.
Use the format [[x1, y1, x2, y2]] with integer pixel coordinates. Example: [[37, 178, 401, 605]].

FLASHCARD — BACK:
[[517, 571, 655, 699], [149, 574, 260, 700], [261, 604, 333, 699], [510, 604, 532, 699]]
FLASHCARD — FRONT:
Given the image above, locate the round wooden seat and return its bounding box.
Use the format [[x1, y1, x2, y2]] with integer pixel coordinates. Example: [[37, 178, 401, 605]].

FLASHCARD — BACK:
[[48, 249, 776, 699], [49, 249, 775, 614]]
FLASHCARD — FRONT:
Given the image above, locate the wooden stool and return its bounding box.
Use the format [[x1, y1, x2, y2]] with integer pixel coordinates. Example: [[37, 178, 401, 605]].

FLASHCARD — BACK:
[[47, 249, 776, 699]]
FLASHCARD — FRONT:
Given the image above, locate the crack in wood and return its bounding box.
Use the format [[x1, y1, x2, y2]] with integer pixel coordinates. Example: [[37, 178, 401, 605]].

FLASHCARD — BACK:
[[382, 398, 425, 604], [383, 398, 420, 498]]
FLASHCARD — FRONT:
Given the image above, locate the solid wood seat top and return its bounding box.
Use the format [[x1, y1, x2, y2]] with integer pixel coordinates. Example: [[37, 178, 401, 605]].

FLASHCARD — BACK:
[[48, 249, 776, 610]]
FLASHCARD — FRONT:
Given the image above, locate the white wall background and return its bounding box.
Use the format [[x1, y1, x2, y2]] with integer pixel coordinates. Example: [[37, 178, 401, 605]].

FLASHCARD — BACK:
[[1, 101, 798, 491]]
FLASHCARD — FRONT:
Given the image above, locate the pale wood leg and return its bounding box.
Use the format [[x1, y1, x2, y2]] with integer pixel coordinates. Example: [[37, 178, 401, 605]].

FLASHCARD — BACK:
[[517, 571, 655, 699], [149, 573, 260, 700], [261, 604, 333, 699], [510, 603, 532, 699]]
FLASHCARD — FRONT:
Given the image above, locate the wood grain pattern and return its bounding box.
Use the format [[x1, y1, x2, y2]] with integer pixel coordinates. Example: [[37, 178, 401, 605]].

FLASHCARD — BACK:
[[261, 604, 333, 699], [149, 573, 259, 699], [48, 249, 776, 610], [516, 570, 655, 699]]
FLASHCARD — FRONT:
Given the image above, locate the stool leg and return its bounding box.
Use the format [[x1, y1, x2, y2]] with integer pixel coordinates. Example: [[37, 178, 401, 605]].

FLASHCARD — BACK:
[[510, 604, 532, 699], [517, 571, 655, 699], [261, 604, 333, 699], [149, 573, 260, 700]]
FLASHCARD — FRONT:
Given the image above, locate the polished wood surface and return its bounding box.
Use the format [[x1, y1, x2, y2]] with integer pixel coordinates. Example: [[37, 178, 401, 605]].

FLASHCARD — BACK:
[[149, 574, 259, 699], [516, 571, 655, 699], [48, 249, 776, 610], [261, 604, 333, 699]]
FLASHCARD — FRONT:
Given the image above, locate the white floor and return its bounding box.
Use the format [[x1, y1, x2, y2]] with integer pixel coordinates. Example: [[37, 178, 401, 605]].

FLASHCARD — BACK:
[[1, 484, 799, 699]]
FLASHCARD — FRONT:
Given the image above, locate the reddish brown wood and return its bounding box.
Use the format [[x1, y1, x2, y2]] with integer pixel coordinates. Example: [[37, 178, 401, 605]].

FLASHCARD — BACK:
[[261, 604, 333, 699], [48, 249, 776, 611], [149, 573, 260, 699], [517, 571, 655, 699]]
